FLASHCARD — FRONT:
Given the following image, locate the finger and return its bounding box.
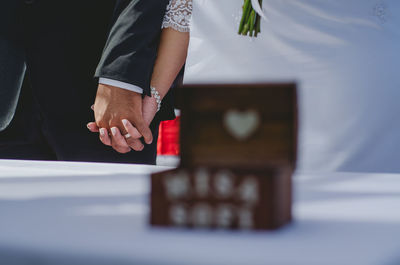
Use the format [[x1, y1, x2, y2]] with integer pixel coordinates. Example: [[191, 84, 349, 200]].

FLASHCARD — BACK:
[[121, 119, 144, 151], [135, 121, 153, 145], [99, 128, 112, 146], [126, 138, 144, 152], [87, 122, 99, 132], [110, 127, 131, 153], [122, 119, 142, 139]]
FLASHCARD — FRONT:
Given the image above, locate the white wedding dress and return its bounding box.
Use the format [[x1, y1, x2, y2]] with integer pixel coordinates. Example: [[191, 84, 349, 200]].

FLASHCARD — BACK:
[[185, 0, 400, 173]]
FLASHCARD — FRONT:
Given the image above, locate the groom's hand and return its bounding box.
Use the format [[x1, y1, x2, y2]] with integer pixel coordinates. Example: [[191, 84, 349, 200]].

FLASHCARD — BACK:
[[93, 84, 153, 153], [88, 92, 159, 153]]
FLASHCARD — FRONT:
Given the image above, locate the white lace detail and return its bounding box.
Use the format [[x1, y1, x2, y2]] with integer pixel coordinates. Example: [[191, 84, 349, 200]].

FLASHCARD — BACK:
[[162, 0, 193, 32]]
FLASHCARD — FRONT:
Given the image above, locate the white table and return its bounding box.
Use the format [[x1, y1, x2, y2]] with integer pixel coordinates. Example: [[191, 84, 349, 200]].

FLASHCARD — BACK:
[[1, 160, 400, 265]]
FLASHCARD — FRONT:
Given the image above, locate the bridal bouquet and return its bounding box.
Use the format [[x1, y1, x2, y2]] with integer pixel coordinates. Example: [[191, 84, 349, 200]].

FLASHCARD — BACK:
[[238, 0, 264, 37]]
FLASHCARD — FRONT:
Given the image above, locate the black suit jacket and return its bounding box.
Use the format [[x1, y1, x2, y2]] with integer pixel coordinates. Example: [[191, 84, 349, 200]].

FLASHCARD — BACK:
[[0, 0, 22, 131], [95, 0, 176, 121], [0, 0, 174, 133], [0, 0, 116, 132]]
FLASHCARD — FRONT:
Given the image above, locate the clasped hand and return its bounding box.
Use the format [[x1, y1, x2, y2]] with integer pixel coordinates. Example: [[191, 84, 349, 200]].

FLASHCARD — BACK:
[[87, 84, 158, 153]]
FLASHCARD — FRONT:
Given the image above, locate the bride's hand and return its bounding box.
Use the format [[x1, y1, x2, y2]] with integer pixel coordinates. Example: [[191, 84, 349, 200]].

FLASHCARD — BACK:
[[142, 94, 159, 125], [117, 95, 159, 150]]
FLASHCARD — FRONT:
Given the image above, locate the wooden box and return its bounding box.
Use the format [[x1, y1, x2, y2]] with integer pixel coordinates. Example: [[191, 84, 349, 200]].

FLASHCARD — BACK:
[[179, 83, 297, 169], [151, 83, 297, 230]]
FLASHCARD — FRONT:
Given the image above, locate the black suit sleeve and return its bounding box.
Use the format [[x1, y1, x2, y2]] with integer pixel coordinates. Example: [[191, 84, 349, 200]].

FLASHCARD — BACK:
[[95, 0, 169, 96]]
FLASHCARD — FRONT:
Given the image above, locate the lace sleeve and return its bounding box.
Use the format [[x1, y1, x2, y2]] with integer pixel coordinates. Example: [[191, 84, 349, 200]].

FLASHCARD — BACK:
[[162, 0, 193, 32]]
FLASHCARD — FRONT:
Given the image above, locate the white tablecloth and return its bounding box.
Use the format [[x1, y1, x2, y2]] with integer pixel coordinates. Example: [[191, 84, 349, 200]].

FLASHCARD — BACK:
[[0, 159, 400, 265]]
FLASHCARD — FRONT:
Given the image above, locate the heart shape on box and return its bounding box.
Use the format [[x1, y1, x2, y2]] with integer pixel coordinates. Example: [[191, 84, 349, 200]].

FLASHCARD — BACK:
[[223, 109, 261, 141]]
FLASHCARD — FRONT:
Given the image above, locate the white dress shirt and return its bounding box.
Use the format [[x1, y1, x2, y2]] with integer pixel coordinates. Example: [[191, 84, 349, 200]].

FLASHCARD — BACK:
[[98, 78, 143, 94]]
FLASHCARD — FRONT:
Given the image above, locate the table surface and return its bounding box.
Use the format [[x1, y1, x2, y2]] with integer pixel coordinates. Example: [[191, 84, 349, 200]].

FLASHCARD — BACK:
[[0, 160, 400, 265]]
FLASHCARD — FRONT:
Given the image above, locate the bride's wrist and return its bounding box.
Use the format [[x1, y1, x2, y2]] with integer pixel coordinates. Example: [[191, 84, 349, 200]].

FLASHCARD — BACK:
[[149, 85, 163, 112], [150, 84, 169, 100]]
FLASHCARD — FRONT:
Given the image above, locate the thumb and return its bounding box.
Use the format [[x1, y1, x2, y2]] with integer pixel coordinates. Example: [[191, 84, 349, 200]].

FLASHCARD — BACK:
[[135, 120, 153, 145], [142, 96, 159, 126]]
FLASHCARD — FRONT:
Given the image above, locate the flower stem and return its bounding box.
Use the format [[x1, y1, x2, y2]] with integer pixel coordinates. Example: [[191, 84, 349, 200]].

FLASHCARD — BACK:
[[249, 10, 256, 36], [238, 0, 263, 37], [257, 0, 262, 33], [238, 0, 251, 34]]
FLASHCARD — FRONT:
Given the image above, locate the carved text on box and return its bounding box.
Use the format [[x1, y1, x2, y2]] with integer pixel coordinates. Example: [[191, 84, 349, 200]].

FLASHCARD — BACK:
[[163, 169, 260, 228]]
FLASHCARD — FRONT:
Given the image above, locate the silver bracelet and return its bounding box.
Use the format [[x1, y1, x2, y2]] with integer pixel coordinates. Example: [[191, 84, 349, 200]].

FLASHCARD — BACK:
[[150, 86, 162, 112]]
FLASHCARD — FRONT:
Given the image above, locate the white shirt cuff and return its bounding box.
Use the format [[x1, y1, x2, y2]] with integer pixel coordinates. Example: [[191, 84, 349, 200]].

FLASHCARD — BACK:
[[99, 78, 144, 94]]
